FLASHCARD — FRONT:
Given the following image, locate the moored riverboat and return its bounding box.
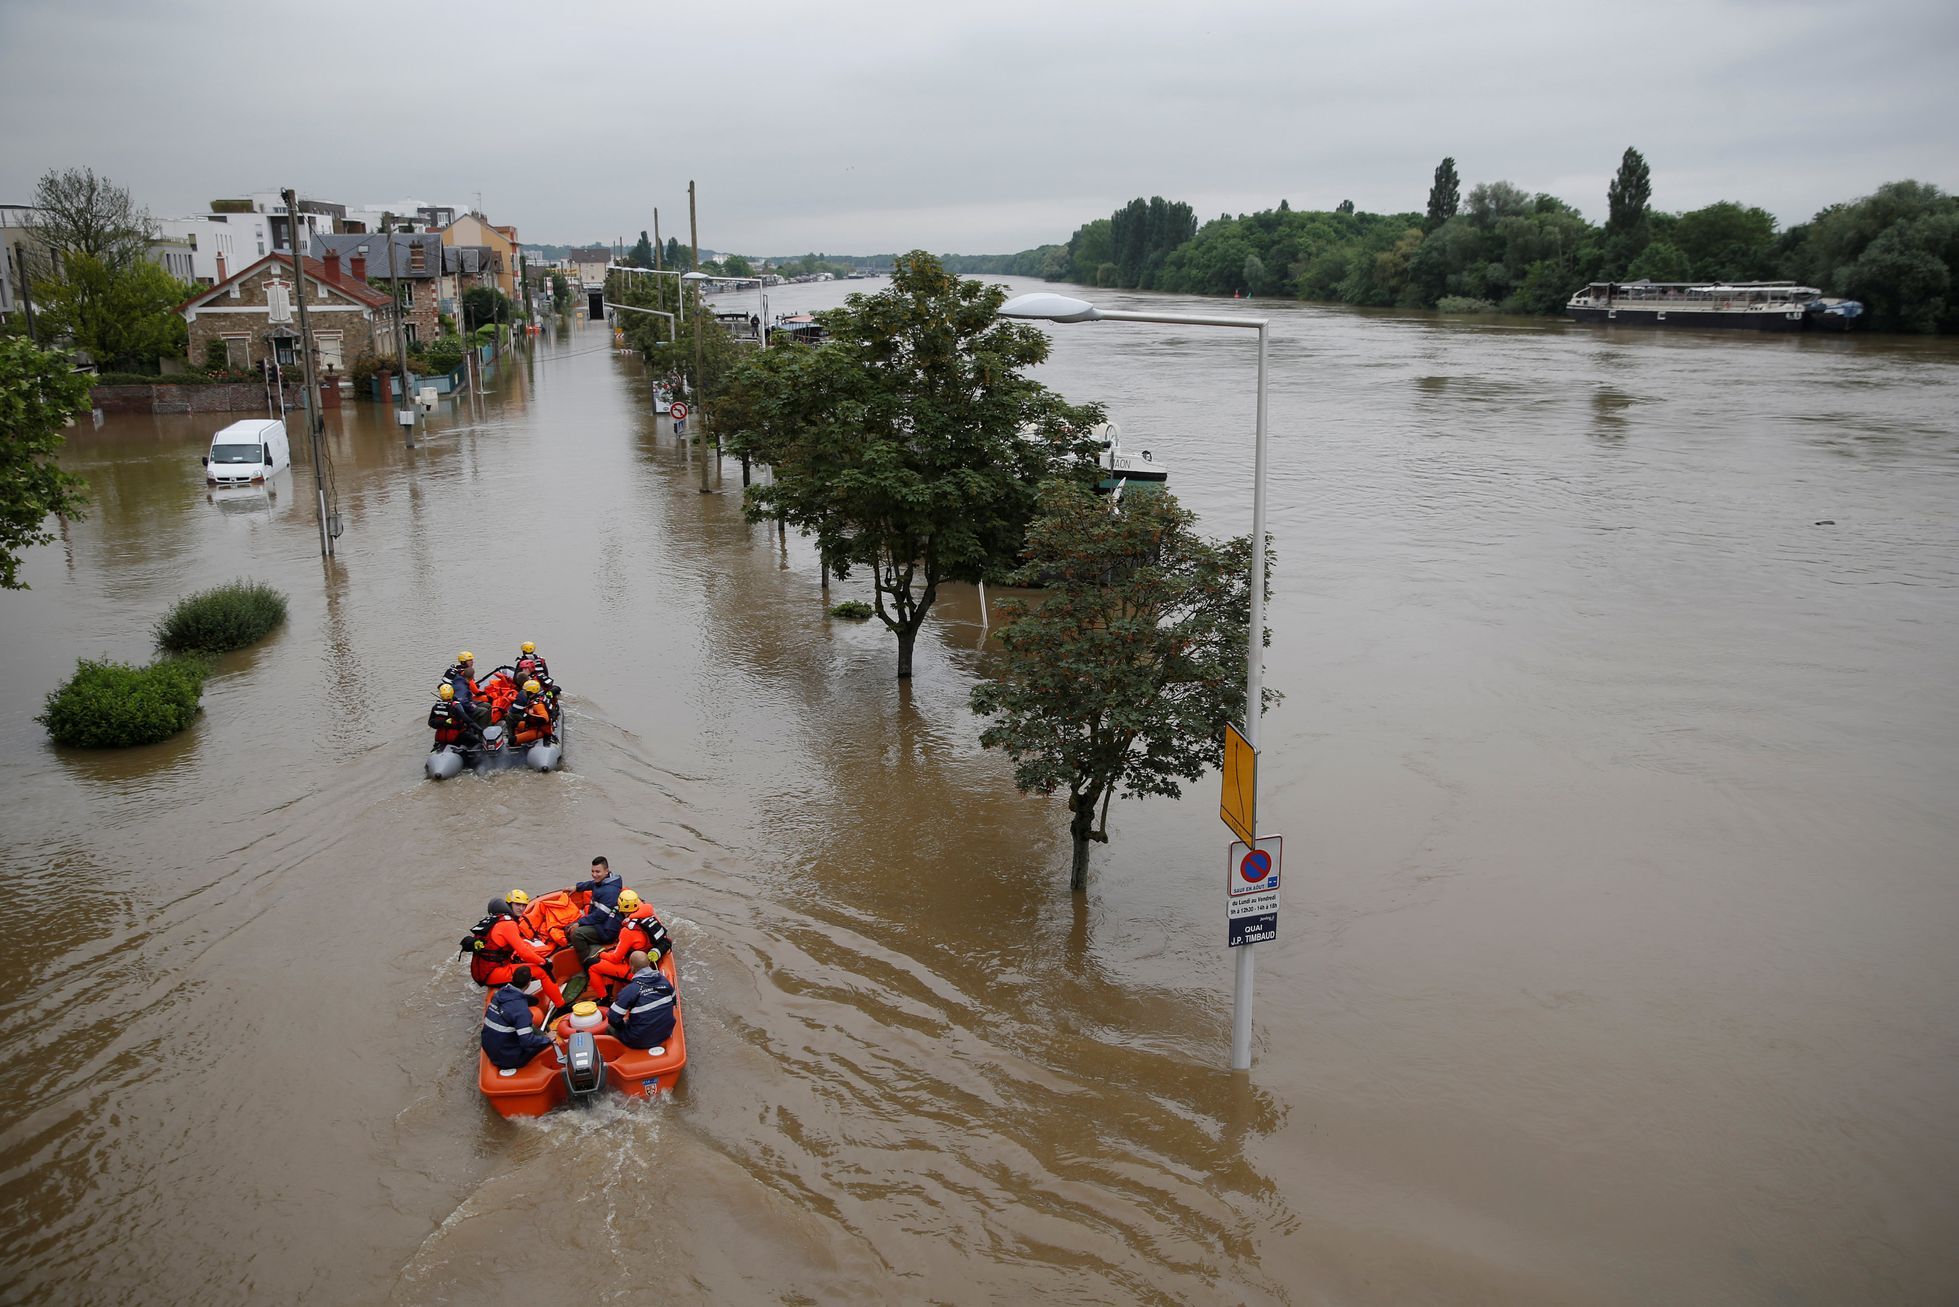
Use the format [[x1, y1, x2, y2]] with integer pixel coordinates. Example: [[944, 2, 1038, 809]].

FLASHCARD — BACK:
[[1091, 422, 1169, 492], [1565, 280, 1860, 332]]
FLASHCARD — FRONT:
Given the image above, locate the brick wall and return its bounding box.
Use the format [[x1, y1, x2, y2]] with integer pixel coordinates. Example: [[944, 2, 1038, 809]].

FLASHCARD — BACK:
[[91, 382, 305, 414]]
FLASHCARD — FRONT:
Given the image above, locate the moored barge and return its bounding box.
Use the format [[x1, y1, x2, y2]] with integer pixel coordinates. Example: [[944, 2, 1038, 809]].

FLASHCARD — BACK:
[[1565, 280, 1861, 332]]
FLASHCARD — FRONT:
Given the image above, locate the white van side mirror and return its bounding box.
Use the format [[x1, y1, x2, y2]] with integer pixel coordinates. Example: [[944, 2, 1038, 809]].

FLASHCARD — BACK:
[[200, 455, 209, 466]]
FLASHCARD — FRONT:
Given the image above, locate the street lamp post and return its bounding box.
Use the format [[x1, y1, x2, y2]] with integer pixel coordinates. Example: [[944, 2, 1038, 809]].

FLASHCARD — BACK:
[[998, 291, 1272, 1072], [681, 269, 770, 349]]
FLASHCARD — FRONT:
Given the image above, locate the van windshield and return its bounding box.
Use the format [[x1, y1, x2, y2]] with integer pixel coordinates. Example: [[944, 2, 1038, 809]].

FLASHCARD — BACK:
[[211, 444, 263, 464]]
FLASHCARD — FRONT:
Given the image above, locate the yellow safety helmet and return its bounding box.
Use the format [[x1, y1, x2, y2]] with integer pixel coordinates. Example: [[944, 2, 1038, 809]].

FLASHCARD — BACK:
[[437, 683, 455, 700], [506, 889, 531, 908], [523, 679, 542, 694], [521, 641, 536, 655], [457, 650, 474, 664], [618, 889, 642, 912]]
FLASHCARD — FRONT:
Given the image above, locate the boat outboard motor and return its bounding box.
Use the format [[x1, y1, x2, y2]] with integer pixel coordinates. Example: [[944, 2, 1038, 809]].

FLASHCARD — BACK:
[[427, 747, 464, 781], [562, 1030, 605, 1102], [479, 722, 507, 758]]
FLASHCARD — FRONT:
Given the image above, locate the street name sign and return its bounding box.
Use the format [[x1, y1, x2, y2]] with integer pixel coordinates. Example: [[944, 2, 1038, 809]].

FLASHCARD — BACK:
[[1227, 835, 1281, 948]]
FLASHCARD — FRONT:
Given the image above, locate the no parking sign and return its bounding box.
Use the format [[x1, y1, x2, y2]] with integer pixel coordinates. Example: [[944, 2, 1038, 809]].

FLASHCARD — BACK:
[[1226, 836, 1281, 948]]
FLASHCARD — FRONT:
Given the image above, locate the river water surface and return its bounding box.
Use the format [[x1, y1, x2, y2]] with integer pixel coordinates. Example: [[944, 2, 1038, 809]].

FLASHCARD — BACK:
[[3, 278, 1956, 1305]]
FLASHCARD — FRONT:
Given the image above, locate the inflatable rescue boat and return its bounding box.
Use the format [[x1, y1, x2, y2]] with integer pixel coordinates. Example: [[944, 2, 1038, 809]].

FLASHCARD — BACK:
[[428, 664, 565, 779], [475, 889, 687, 1117]]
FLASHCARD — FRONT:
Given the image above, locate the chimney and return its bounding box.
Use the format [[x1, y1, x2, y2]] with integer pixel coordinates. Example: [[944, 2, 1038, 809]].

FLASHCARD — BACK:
[[323, 251, 341, 281], [351, 253, 367, 282]]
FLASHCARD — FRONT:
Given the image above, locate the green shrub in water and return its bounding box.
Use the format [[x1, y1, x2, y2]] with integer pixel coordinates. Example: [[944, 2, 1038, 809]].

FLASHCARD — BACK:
[[1435, 296, 1497, 314], [829, 600, 875, 620], [38, 656, 211, 748], [154, 580, 288, 654]]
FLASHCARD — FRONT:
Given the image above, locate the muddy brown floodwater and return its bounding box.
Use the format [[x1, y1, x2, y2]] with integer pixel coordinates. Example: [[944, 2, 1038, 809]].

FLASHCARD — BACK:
[[2, 277, 1957, 1305]]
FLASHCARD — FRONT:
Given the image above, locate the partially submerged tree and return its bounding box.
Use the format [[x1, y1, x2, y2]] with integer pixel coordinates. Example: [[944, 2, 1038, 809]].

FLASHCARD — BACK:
[[0, 336, 92, 589], [725, 252, 1104, 678], [970, 482, 1274, 890]]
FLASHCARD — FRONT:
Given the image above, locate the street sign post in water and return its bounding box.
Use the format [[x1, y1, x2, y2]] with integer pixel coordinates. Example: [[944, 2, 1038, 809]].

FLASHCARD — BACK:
[[1226, 836, 1281, 948]]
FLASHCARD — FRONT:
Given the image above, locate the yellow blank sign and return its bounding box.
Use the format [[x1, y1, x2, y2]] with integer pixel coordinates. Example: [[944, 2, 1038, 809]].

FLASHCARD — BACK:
[[1221, 723, 1256, 847]]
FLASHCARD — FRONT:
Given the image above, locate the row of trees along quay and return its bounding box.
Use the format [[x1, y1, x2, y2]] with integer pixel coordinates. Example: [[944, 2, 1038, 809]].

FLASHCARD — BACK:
[[619, 252, 1272, 889], [947, 150, 1959, 333]]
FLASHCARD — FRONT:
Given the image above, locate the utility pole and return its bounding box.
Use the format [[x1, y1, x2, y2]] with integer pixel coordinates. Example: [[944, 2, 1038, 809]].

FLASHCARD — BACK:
[[690, 180, 711, 493], [11, 243, 37, 343], [284, 187, 333, 558], [384, 213, 415, 449]]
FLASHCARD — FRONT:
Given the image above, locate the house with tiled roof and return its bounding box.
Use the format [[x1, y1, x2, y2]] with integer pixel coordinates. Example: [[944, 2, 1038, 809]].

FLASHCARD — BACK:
[[177, 251, 394, 376]]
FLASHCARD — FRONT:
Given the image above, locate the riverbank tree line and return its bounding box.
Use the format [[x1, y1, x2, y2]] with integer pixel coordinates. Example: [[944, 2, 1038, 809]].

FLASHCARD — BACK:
[[954, 152, 1959, 333]]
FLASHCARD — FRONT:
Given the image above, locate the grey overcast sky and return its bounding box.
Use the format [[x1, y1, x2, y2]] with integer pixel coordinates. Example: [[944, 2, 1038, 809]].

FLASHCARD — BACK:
[[4, 0, 1955, 253]]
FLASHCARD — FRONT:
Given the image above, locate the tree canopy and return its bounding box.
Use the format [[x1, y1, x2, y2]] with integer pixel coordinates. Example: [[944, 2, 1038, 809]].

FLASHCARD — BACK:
[[0, 336, 92, 590], [29, 166, 152, 266], [723, 252, 1105, 678], [1606, 147, 1653, 241], [34, 254, 192, 372], [970, 482, 1268, 889], [1426, 157, 1460, 231]]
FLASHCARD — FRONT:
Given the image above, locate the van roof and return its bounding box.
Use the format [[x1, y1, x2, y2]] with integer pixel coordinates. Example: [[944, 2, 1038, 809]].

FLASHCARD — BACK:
[[213, 419, 285, 440]]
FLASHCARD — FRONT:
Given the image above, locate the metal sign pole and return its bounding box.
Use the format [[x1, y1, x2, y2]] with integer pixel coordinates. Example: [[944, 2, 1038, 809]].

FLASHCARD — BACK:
[[1230, 321, 1270, 1072], [284, 188, 332, 559]]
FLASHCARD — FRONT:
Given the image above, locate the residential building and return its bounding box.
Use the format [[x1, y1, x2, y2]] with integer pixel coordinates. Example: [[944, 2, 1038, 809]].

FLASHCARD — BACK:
[[1, 204, 45, 322], [155, 213, 274, 286], [217, 192, 344, 253], [311, 231, 450, 344], [441, 213, 519, 296], [149, 235, 196, 283], [569, 246, 611, 284], [179, 251, 394, 375], [339, 201, 462, 235]]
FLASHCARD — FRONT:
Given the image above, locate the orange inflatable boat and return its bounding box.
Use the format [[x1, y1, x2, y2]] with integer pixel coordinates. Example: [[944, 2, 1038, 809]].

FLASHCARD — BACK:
[[476, 889, 687, 1118]]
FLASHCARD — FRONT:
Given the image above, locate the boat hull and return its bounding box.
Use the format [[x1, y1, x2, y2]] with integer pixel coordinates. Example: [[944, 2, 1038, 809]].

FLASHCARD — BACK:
[[1567, 305, 1808, 332], [477, 934, 687, 1118]]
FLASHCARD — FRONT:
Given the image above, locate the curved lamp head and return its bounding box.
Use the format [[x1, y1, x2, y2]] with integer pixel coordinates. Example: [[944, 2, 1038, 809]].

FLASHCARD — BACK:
[[999, 292, 1102, 323]]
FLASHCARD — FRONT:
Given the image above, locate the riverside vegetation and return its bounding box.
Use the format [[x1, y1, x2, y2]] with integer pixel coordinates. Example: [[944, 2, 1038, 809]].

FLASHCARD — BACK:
[[957, 150, 1959, 333]]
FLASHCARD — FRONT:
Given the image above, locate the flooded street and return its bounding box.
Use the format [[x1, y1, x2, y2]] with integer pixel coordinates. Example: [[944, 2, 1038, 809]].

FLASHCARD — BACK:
[[3, 276, 1957, 1305]]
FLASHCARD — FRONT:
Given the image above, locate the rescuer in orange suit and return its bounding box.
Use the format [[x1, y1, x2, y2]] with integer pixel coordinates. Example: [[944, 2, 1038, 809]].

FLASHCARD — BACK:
[[583, 890, 672, 1003], [471, 892, 566, 1007]]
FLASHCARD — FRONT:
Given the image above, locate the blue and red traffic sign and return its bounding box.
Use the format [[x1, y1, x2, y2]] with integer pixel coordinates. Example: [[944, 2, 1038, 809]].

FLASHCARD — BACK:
[[1226, 836, 1282, 947]]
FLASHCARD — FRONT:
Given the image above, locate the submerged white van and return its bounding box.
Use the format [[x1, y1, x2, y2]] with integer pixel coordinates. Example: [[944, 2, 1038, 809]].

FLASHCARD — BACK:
[[203, 418, 291, 488]]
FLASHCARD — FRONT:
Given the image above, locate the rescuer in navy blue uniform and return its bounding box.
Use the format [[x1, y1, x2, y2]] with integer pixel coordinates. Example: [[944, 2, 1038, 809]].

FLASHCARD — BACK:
[[606, 951, 677, 1049], [480, 967, 561, 1070], [564, 855, 625, 965]]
